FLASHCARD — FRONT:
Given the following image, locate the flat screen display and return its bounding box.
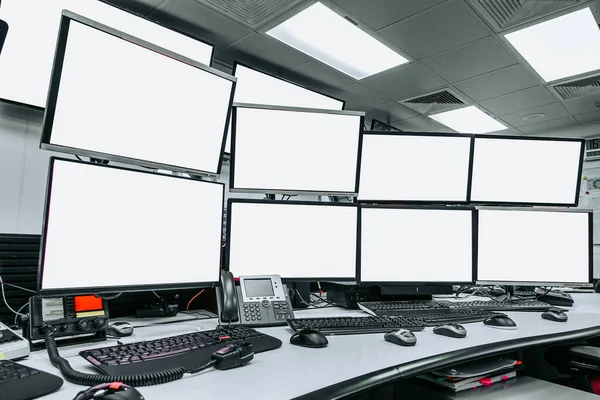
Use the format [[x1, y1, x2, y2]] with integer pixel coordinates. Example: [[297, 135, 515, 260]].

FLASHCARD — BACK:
[[358, 133, 472, 202], [227, 200, 357, 280], [41, 13, 233, 175], [244, 279, 275, 298], [470, 137, 584, 205], [39, 158, 225, 294], [477, 209, 592, 286], [224, 63, 344, 153], [231, 105, 363, 194], [359, 207, 474, 283], [0, 0, 213, 108]]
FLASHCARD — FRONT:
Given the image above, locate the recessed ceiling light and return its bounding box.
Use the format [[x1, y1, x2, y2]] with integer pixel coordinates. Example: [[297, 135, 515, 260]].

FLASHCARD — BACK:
[[266, 2, 409, 79], [429, 106, 508, 134], [522, 113, 546, 121], [504, 7, 600, 82]]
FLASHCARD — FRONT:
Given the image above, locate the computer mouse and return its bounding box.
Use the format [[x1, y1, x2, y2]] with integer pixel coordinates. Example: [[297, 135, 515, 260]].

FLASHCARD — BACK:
[[384, 329, 417, 346], [483, 314, 517, 330], [74, 382, 144, 400], [433, 323, 467, 338], [542, 309, 568, 322], [290, 328, 328, 348], [98, 386, 144, 400], [106, 321, 134, 337]]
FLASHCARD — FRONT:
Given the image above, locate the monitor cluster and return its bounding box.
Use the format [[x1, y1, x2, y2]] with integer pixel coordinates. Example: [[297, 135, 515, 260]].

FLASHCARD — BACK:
[[36, 11, 592, 297]]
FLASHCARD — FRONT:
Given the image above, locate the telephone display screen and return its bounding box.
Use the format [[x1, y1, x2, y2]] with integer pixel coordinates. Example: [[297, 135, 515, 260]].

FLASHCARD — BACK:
[[244, 279, 275, 298]]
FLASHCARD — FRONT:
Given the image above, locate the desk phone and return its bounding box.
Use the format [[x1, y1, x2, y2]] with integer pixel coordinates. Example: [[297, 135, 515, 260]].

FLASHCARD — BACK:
[[217, 271, 294, 326]]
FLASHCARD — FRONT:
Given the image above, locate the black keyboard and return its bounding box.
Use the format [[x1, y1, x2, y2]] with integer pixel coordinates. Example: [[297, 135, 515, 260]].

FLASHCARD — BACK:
[[409, 309, 498, 326], [449, 300, 553, 312], [358, 300, 449, 311], [80, 325, 282, 376], [0, 360, 63, 400], [287, 316, 424, 335]]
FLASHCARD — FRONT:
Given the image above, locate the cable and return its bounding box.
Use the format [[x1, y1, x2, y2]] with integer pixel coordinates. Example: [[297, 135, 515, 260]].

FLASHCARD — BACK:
[[186, 289, 205, 311], [14, 302, 29, 325], [96, 293, 122, 300], [75, 155, 83, 161], [0, 277, 26, 317], [294, 289, 311, 307], [1, 281, 36, 293]]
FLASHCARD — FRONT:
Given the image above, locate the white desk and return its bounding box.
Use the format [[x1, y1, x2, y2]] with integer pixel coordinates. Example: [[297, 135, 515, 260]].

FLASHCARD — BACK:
[[18, 293, 600, 400]]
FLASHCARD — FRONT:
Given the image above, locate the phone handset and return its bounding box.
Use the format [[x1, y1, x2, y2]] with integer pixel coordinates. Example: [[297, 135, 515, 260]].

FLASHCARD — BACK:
[[219, 270, 239, 323]]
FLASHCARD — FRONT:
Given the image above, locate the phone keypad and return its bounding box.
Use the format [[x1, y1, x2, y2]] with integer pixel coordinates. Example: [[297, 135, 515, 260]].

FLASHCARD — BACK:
[[243, 302, 262, 322]]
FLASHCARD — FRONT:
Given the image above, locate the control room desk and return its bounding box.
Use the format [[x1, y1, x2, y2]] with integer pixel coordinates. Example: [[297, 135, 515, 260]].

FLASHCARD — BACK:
[[19, 293, 600, 400]]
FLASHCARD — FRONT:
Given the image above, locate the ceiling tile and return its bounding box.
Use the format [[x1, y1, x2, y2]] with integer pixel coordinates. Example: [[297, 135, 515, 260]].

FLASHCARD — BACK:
[[282, 62, 356, 94], [518, 117, 577, 135], [360, 63, 445, 101], [391, 115, 446, 131], [575, 111, 600, 124], [150, 0, 252, 51], [378, 0, 490, 60], [330, 84, 388, 110], [480, 86, 556, 116], [421, 36, 516, 83], [500, 103, 569, 128], [332, 0, 447, 30], [108, 0, 165, 16], [562, 96, 600, 116], [454, 65, 538, 102], [216, 33, 314, 71], [364, 101, 418, 123]]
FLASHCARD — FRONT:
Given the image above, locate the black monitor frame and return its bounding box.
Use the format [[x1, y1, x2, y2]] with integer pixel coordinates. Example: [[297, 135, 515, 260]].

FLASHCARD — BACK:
[[469, 134, 585, 207], [230, 103, 365, 196], [40, 11, 234, 177], [358, 131, 475, 205], [474, 207, 594, 287], [357, 204, 476, 286], [38, 157, 225, 296], [225, 198, 359, 282]]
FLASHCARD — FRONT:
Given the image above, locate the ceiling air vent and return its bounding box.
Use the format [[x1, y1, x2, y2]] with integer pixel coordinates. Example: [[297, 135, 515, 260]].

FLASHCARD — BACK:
[[400, 89, 465, 115], [191, 0, 306, 30], [552, 75, 600, 101], [467, 0, 582, 32]]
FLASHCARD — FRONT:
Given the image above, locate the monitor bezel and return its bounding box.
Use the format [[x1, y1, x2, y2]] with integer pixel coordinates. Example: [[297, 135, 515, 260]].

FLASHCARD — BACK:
[[357, 204, 476, 286], [225, 198, 359, 282], [469, 134, 585, 207], [40, 11, 235, 177], [38, 157, 225, 296], [357, 131, 475, 205], [229, 103, 365, 196], [474, 207, 594, 287]]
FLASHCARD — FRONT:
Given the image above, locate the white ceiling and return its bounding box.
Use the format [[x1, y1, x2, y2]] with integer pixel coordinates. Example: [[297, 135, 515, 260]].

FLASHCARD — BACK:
[[105, 0, 600, 136]]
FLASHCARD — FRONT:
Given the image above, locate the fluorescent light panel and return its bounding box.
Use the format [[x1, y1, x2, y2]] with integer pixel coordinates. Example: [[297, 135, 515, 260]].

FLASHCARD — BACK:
[[0, 0, 213, 108], [430, 106, 507, 134], [504, 7, 600, 82], [266, 2, 408, 79]]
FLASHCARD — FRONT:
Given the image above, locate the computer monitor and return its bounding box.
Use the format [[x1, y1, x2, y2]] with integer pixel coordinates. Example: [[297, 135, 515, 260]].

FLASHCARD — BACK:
[[230, 103, 364, 195], [0, 0, 213, 109], [226, 199, 357, 281], [470, 136, 585, 206], [41, 11, 234, 176], [223, 62, 345, 154], [476, 208, 592, 286], [358, 132, 472, 203], [359, 206, 474, 285], [38, 158, 225, 295]]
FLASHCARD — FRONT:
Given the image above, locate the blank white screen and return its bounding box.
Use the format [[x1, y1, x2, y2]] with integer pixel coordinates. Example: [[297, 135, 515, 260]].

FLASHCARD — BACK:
[[41, 160, 224, 291], [228, 202, 357, 279], [471, 138, 582, 204], [477, 209, 590, 285], [358, 134, 472, 202], [360, 208, 473, 283], [0, 0, 212, 108], [224, 65, 344, 153], [47, 20, 232, 174], [232, 107, 361, 193]]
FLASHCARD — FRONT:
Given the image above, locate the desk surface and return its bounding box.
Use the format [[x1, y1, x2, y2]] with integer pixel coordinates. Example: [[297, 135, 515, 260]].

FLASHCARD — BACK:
[[20, 293, 600, 400]]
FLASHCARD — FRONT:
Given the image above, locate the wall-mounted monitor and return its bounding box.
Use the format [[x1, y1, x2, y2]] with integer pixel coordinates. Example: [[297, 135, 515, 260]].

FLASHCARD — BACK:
[[470, 136, 584, 206], [224, 62, 345, 154], [39, 158, 225, 295], [358, 132, 472, 203], [226, 199, 357, 281], [476, 208, 592, 287], [230, 103, 364, 195], [359, 206, 474, 285], [41, 12, 234, 176], [0, 0, 213, 109]]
